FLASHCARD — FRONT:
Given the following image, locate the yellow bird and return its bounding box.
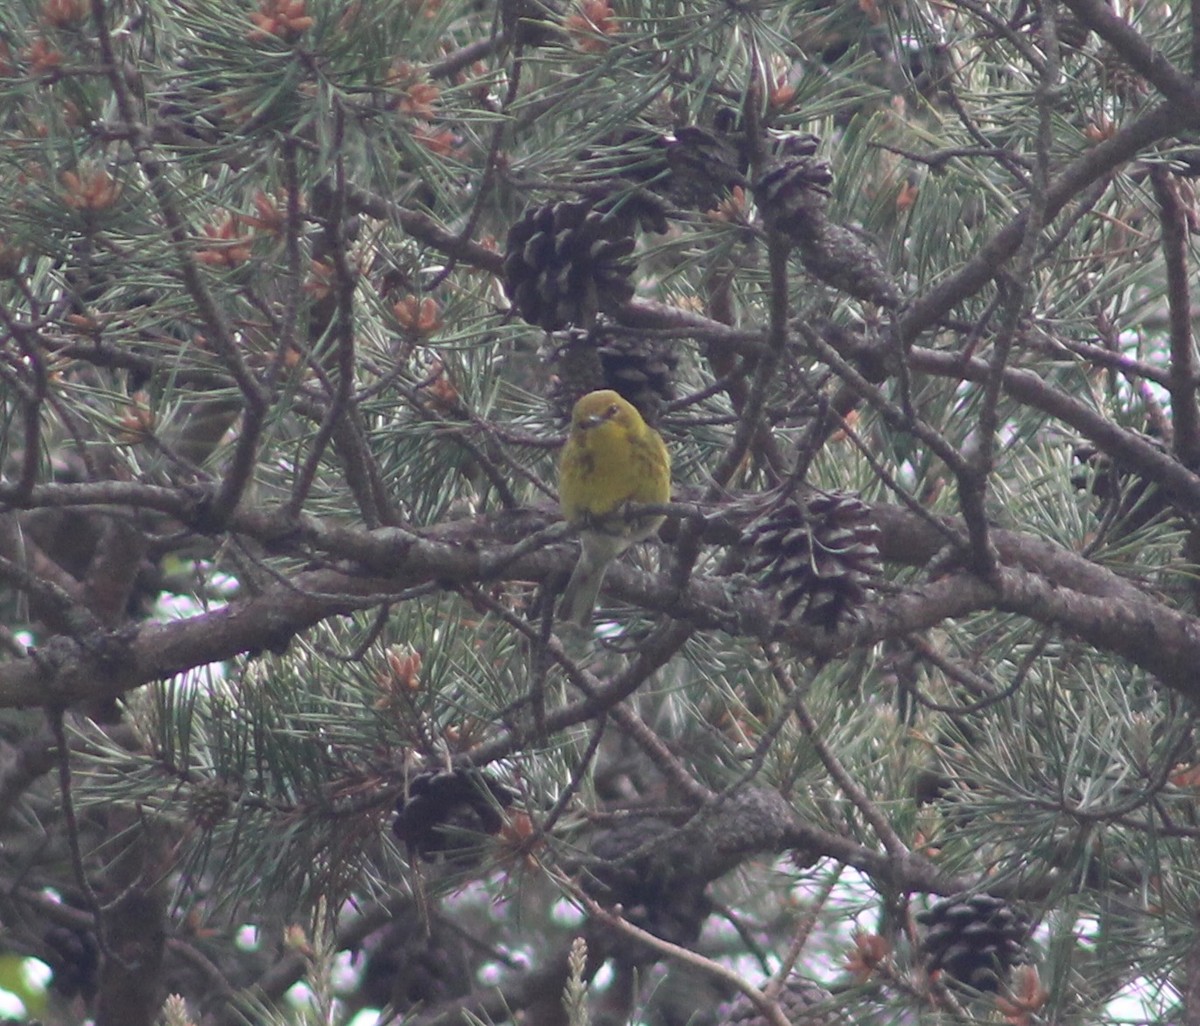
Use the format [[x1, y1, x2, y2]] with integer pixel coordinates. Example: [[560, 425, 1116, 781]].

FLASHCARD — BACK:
[[558, 390, 671, 625]]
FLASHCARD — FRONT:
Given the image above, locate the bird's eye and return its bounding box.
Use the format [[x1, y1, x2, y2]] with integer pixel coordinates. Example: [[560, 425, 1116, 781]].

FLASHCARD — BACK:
[[607, 404, 618, 416]]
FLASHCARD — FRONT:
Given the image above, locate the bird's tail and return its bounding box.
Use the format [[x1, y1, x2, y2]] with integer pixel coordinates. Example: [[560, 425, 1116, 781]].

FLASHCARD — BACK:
[[558, 552, 611, 626]]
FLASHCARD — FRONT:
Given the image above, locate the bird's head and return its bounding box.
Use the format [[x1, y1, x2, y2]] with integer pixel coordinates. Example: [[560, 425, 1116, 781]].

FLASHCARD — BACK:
[[570, 389, 644, 436]]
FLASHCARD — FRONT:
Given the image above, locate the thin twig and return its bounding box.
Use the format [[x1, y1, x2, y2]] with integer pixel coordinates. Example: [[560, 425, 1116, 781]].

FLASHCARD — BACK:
[[560, 874, 793, 1026], [765, 645, 911, 861], [764, 865, 844, 998], [47, 708, 109, 956]]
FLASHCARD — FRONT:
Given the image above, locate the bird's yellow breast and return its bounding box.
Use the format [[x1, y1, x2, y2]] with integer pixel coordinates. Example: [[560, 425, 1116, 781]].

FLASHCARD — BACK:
[[559, 417, 669, 524]]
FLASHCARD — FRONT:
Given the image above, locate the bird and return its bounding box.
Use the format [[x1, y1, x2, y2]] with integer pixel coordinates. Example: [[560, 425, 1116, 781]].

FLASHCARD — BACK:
[[557, 389, 670, 625]]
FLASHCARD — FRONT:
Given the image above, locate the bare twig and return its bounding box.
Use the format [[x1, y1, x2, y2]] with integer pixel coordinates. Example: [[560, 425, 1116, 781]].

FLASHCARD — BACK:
[[561, 874, 794, 1026]]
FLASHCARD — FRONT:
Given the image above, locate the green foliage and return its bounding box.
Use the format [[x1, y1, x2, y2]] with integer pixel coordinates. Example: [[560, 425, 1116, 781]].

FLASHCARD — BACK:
[[3, 0, 1200, 1024]]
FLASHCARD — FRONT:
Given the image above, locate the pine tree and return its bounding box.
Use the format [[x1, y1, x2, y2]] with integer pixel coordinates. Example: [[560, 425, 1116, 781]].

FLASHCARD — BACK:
[[1, 1, 1199, 1025]]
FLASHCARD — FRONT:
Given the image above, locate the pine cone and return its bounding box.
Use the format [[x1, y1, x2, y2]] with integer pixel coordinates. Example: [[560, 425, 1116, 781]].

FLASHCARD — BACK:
[[393, 769, 515, 862], [663, 123, 747, 211], [793, 218, 903, 309], [579, 113, 745, 213], [503, 200, 639, 330], [188, 779, 233, 830], [752, 134, 902, 308], [754, 134, 833, 238], [718, 978, 848, 1026], [1022, 8, 1090, 52], [917, 893, 1029, 993], [547, 329, 606, 422], [359, 914, 472, 1012], [547, 328, 676, 425], [1098, 46, 1148, 102], [595, 332, 676, 421], [747, 492, 881, 629]]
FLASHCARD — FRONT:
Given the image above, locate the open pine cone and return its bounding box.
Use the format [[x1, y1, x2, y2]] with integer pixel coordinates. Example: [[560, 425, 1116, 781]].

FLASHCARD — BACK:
[[747, 492, 881, 629], [393, 769, 514, 863], [503, 199, 639, 331], [917, 893, 1030, 993], [753, 133, 832, 238], [547, 327, 676, 425]]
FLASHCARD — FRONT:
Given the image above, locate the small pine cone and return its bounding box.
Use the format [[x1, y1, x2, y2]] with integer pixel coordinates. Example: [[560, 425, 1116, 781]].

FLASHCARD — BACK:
[[814, 318, 896, 383], [188, 779, 233, 830], [504, 200, 639, 330], [917, 893, 1030, 993], [1098, 46, 1148, 102], [719, 978, 848, 1026], [547, 329, 607, 423], [794, 217, 903, 309], [582, 119, 744, 214], [594, 332, 676, 423], [904, 41, 955, 101], [664, 124, 747, 211], [747, 492, 881, 629], [1070, 441, 1120, 501], [547, 329, 676, 425], [359, 917, 473, 1013], [754, 134, 833, 237], [393, 769, 515, 863]]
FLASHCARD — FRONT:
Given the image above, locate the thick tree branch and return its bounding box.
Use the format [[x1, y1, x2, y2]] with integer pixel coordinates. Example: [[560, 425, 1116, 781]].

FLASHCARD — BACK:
[[1, 497, 1197, 709]]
